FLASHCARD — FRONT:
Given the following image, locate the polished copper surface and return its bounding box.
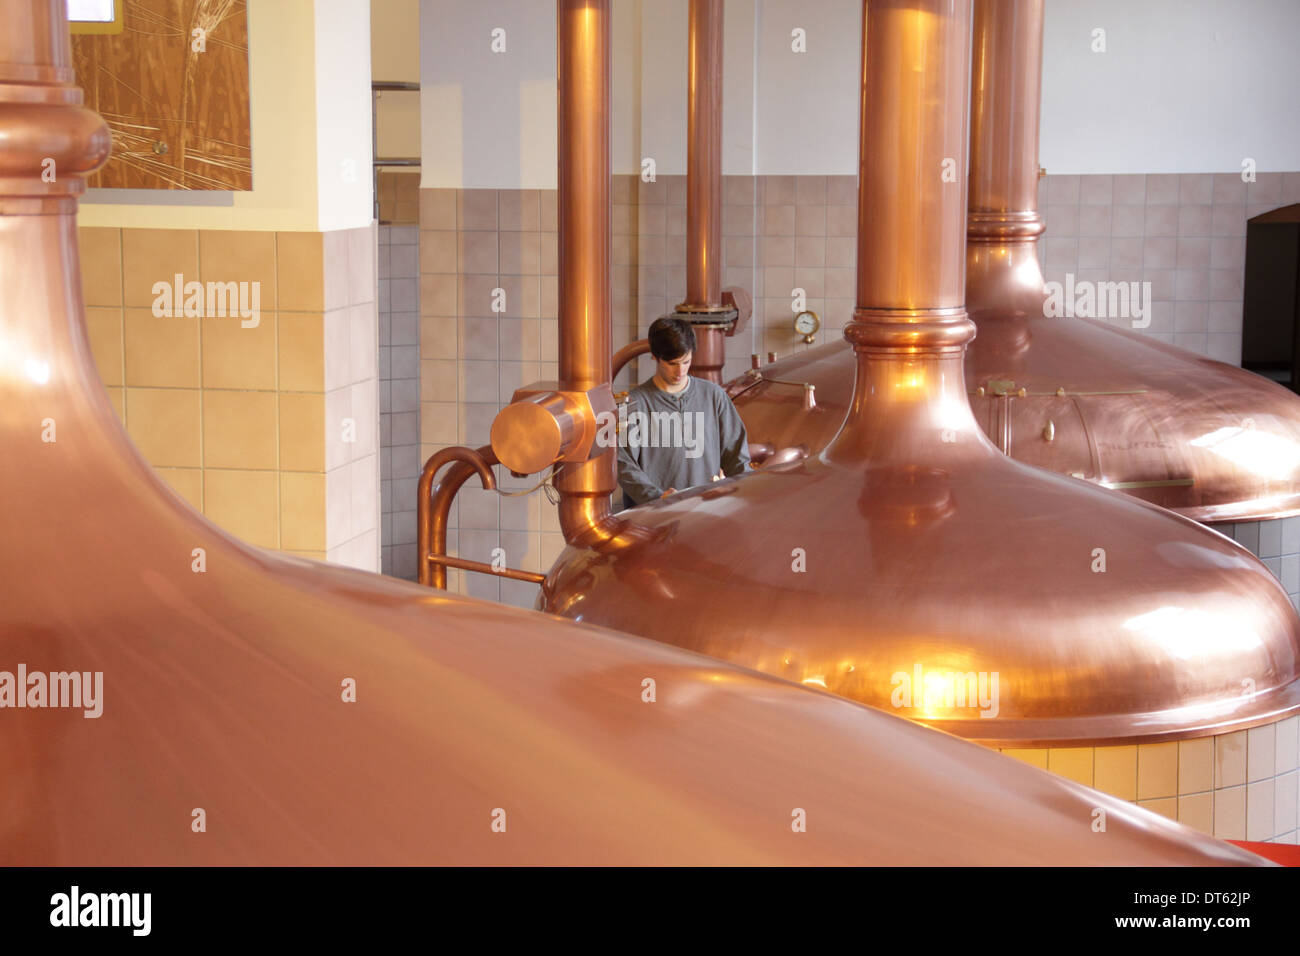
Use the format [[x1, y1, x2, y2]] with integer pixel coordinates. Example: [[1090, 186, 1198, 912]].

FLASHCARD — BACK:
[[611, 337, 651, 381], [418, 444, 497, 588], [541, 0, 1300, 747], [669, 0, 745, 386], [8, 0, 1269, 866], [730, 0, 1300, 522], [680, 0, 724, 313], [487, 0, 619, 545]]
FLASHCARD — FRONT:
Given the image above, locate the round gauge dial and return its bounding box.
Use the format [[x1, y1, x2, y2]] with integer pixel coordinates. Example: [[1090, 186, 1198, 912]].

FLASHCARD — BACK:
[[794, 310, 820, 340]]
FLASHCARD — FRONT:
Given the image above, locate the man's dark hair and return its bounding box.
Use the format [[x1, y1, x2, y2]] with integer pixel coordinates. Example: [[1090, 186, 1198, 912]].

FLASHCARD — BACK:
[[647, 316, 696, 361]]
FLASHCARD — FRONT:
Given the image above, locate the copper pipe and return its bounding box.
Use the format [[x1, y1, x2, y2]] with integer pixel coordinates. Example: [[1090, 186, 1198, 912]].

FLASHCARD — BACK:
[[417, 444, 497, 588], [689, 324, 728, 383], [553, 0, 617, 544], [611, 338, 650, 381], [681, 0, 724, 311], [852, 1, 969, 314], [965, 0, 1046, 320], [426, 554, 547, 585], [825, 0, 975, 462]]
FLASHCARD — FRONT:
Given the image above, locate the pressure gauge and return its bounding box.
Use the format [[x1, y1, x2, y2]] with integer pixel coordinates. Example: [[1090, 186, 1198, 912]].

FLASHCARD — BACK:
[[794, 310, 820, 344]]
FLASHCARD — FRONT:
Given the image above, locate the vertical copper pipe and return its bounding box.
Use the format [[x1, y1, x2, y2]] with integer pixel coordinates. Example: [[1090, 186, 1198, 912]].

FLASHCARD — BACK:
[[555, 0, 617, 543], [965, 0, 1046, 319], [826, 0, 976, 464], [682, 0, 724, 311], [677, 0, 730, 385], [854, 1, 971, 312]]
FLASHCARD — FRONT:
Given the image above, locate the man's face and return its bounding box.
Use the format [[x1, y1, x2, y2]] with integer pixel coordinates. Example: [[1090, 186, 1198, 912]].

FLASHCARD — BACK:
[[655, 351, 692, 385]]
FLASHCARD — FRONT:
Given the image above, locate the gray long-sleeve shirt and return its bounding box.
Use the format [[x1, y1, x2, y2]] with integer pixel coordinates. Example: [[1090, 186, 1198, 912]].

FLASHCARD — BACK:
[[616, 376, 750, 506]]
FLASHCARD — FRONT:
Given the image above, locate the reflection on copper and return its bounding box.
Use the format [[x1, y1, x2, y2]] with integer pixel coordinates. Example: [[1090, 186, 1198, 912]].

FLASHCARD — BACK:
[[731, 0, 1300, 523], [8, 0, 1270, 866], [541, 0, 1300, 747], [672, 0, 745, 385]]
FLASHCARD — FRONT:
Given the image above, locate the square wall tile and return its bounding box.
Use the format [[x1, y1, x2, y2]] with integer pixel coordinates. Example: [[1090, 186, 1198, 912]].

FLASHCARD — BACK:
[[1213, 784, 1247, 840], [278, 312, 324, 392], [1248, 723, 1276, 781], [1047, 747, 1093, 787], [276, 232, 324, 312], [1000, 748, 1048, 770], [125, 387, 201, 467], [202, 311, 277, 390], [79, 227, 123, 307], [1277, 716, 1299, 773], [199, 230, 278, 311], [1215, 730, 1248, 788], [1094, 745, 1138, 800], [121, 229, 199, 309], [1246, 779, 1276, 841], [420, 189, 456, 230], [1137, 797, 1178, 822], [1137, 741, 1178, 800], [1178, 791, 1214, 835], [1276, 770, 1298, 840], [1178, 737, 1214, 794], [124, 309, 200, 388], [280, 472, 326, 551], [204, 468, 279, 548], [279, 392, 325, 472], [84, 307, 123, 387], [155, 467, 203, 512], [203, 390, 278, 470]]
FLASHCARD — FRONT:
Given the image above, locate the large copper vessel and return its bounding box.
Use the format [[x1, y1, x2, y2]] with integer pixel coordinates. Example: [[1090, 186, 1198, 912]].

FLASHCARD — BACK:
[[10, 0, 1268, 869], [730, 0, 1300, 523], [539, 0, 1300, 748]]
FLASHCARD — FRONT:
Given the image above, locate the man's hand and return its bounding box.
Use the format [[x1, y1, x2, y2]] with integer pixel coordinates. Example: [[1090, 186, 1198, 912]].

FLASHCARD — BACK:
[[711, 469, 724, 481], [661, 487, 677, 498]]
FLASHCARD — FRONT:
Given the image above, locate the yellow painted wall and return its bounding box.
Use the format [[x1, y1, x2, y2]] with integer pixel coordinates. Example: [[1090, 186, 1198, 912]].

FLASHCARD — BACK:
[[77, 0, 322, 232]]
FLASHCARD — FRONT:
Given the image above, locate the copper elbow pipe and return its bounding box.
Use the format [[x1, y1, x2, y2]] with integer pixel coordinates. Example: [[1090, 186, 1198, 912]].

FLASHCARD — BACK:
[[681, 0, 725, 311], [553, 0, 617, 546], [611, 338, 651, 381], [417, 444, 497, 588]]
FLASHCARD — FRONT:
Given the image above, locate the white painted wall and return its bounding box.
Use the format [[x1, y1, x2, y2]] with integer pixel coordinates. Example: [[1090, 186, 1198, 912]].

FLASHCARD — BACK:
[[315, 0, 376, 230], [420, 0, 558, 188], [418, 0, 1300, 189], [1040, 0, 1300, 175], [752, 0, 860, 175]]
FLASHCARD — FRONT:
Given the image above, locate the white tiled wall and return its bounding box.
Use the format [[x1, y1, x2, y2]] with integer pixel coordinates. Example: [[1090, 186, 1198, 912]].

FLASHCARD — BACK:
[[1214, 518, 1300, 613], [379, 224, 421, 580]]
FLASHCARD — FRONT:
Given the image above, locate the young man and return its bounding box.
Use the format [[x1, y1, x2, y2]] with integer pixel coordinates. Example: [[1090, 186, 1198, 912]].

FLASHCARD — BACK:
[[617, 316, 750, 509]]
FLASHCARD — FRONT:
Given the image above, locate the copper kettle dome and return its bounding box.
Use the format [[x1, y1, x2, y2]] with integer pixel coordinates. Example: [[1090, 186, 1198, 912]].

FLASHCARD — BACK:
[[12, 0, 1272, 868], [730, 0, 1300, 524], [539, 0, 1300, 748]]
